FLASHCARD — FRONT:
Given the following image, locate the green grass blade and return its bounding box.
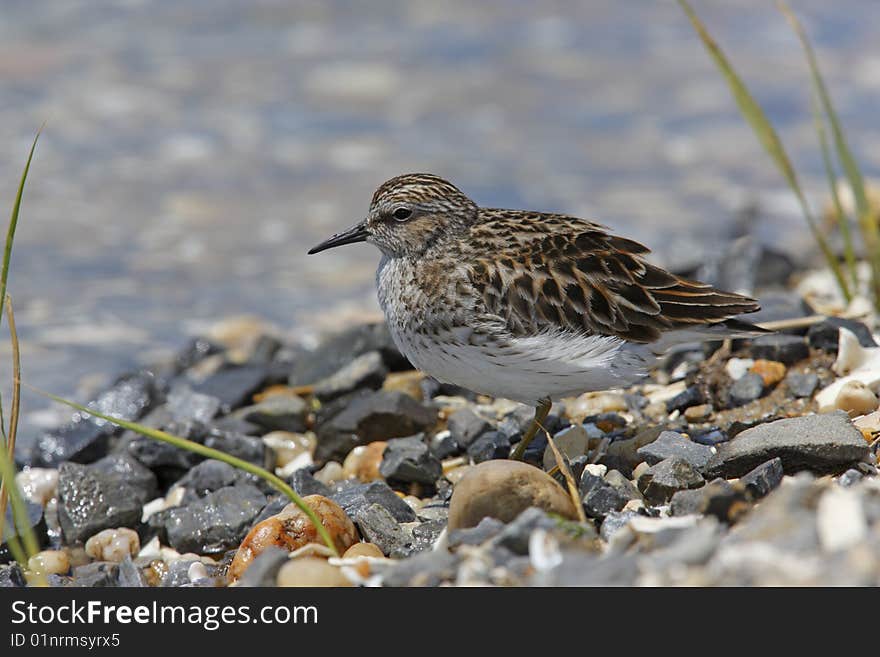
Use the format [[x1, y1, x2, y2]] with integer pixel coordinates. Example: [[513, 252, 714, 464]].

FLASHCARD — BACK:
[[677, 0, 851, 302], [31, 387, 340, 557], [0, 439, 40, 560]]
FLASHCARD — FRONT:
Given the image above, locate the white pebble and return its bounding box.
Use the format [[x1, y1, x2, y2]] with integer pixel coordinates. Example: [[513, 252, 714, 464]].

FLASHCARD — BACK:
[[15, 468, 59, 506], [583, 464, 607, 478], [314, 460, 345, 485], [817, 486, 867, 552], [27, 550, 69, 575], [833, 380, 879, 417], [725, 358, 755, 381], [187, 561, 209, 582], [85, 528, 140, 562]]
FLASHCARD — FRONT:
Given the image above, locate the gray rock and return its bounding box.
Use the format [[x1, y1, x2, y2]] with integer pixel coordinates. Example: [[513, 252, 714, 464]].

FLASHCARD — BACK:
[[116, 555, 146, 587], [331, 480, 417, 523], [237, 395, 309, 433], [637, 458, 705, 504], [166, 383, 221, 423], [1, 501, 47, 563], [706, 412, 870, 478], [175, 459, 260, 501], [602, 426, 664, 474], [191, 364, 269, 410], [72, 562, 118, 587], [411, 519, 446, 551], [161, 559, 199, 587], [381, 549, 459, 587], [315, 390, 436, 463], [379, 434, 442, 484], [604, 470, 643, 501], [31, 372, 156, 467], [162, 484, 267, 555], [203, 429, 268, 467], [838, 468, 864, 487], [288, 468, 332, 497], [785, 371, 820, 399], [494, 507, 559, 555], [447, 408, 491, 448], [542, 424, 590, 470], [448, 516, 505, 548], [467, 431, 510, 463], [313, 351, 388, 401], [582, 481, 629, 519], [637, 430, 714, 472], [666, 385, 706, 413], [807, 317, 877, 352], [237, 546, 290, 587], [428, 431, 459, 459], [57, 454, 157, 543], [739, 457, 784, 499], [748, 335, 809, 365], [0, 563, 26, 587], [727, 372, 765, 407], [355, 503, 409, 557], [669, 478, 749, 522], [600, 510, 641, 542]]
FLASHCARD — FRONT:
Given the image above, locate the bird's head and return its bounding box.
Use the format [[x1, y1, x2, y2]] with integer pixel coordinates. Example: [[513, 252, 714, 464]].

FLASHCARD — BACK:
[[308, 173, 478, 258]]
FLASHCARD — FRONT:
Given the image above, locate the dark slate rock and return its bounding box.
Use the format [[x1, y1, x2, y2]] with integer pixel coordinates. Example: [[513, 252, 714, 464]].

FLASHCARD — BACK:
[[785, 371, 820, 399], [447, 408, 491, 448], [600, 510, 641, 542], [690, 427, 729, 446], [670, 478, 749, 522], [467, 431, 511, 463], [0, 563, 26, 587], [237, 396, 309, 433], [174, 337, 222, 372], [532, 552, 639, 587], [381, 549, 459, 587], [706, 412, 870, 478], [313, 351, 388, 402], [237, 546, 289, 587], [580, 473, 629, 519], [162, 485, 267, 555], [838, 468, 864, 487], [191, 364, 269, 410], [175, 459, 262, 501], [72, 562, 118, 587], [807, 317, 877, 352], [727, 372, 765, 408], [331, 481, 417, 523], [739, 457, 785, 500], [429, 432, 460, 459], [637, 458, 705, 504], [666, 385, 706, 414], [379, 434, 442, 485], [289, 468, 332, 498], [161, 559, 198, 587], [116, 555, 146, 587], [354, 503, 409, 557], [604, 470, 642, 501], [166, 383, 221, 423], [289, 323, 409, 387], [124, 418, 204, 476], [31, 372, 156, 467], [57, 454, 157, 543], [1, 502, 47, 564], [252, 496, 288, 525], [247, 334, 284, 366], [203, 429, 268, 467], [315, 390, 436, 463], [637, 430, 715, 472], [411, 519, 447, 551], [494, 507, 558, 555], [448, 516, 505, 548], [747, 335, 809, 365]]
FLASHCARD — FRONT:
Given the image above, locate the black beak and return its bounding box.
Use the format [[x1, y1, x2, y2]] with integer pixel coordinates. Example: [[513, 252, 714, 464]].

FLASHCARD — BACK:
[[307, 220, 369, 254]]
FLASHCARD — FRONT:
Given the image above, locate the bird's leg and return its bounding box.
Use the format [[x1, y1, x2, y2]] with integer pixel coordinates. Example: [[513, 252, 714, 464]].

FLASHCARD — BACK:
[[511, 397, 552, 461]]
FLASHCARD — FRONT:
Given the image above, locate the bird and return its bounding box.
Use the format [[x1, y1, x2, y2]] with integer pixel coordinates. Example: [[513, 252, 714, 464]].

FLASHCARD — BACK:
[[308, 173, 763, 460]]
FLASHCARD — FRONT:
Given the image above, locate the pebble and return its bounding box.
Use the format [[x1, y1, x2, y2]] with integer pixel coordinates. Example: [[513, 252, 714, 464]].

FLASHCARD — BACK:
[[833, 380, 878, 417], [343, 542, 385, 559], [727, 372, 765, 407], [165, 383, 221, 423], [379, 434, 442, 484], [739, 457, 785, 500], [447, 460, 579, 530], [0, 563, 26, 587], [382, 371, 425, 400], [747, 335, 809, 365], [331, 480, 417, 523], [637, 430, 714, 473], [467, 431, 511, 463], [192, 364, 269, 410], [313, 461, 345, 485], [277, 557, 352, 587], [669, 479, 749, 522], [838, 468, 864, 487], [27, 550, 70, 576], [15, 468, 59, 506], [816, 486, 867, 552], [203, 429, 269, 467], [807, 317, 877, 352], [637, 458, 705, 504], [785, 371, 820, 398], [263, 431, 316, 468], [228, 495, 358, 581], [542, 425, 590, 470], [750, 359, 787, 387], [354, 503, 409, 556], [85, 528, 140, 562], [580, 472, 629, 519], [684, 404, 713, 423], [706, 412, 871, 478], [342, 441, 387, 482], [446, 408, 492, 447], [289, 468, 332, 497], [725, 358, 754, 381], [665, 385, 706, 414], [313, 350, 388, 401], [238, 396, 309, 433], [567, 392, 627, 419]]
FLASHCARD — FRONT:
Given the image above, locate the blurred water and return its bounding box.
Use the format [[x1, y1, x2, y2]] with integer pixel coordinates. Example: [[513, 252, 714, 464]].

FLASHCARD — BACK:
[[0, 0, 878, 449]]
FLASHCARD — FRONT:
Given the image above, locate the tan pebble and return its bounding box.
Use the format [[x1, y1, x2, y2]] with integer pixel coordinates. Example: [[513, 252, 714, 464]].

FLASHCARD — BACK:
[[750, 359, 787, 387], [642, 401, 669, 421], [228, 495, 359, 582], [84, 528, 140, 563], [382, 371, 425, 400], [632, 461, 651, 481], [277, 557, 352, 587], [341, 441, 387, 482], [15, 468, 58, 506], [66, 546, 90, 569], [447, 460, 578, 530], [834, 380, 879, 417], [263, 431, 316, 467], [253, 385, 306, 403], [684, 404, 712, 423], [567, 392, 627, 421], [314, 460, 345, 485], [444, 463, 471, 485], [27, 550, 69, 575], [342, 542, 384, 559]]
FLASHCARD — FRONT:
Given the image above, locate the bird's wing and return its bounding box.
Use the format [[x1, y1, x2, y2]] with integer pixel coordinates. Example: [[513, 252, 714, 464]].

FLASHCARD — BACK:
[[466, 211, 761, 343]]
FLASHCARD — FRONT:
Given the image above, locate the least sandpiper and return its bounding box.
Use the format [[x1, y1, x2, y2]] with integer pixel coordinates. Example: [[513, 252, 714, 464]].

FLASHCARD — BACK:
[[309, 173, 762, 459]]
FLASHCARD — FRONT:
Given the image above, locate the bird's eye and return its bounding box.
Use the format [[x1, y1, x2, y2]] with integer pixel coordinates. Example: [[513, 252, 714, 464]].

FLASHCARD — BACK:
[[392, 207, 412, 221]]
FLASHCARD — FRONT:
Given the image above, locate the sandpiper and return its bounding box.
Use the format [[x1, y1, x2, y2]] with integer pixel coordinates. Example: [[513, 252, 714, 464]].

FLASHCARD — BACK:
[[309, 173, 762, 459]]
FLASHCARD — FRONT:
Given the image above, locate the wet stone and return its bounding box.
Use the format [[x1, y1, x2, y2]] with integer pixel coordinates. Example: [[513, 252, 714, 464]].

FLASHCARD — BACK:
[[706, 412, 870, 478], [739, 457, 784, 500], [0, 563, 26, 587], [355, 503, 409, 557], [379, 434, 442, 485], [747, 335, 809, 365], [237, 546, 290, 587], [727, 372, 765, 408], [637, 458, 705, 504], [191, 364, 269, 410], [429, 431, 459, 459], [467, 431, 510, 463], [72, 562, 118, 587], [447, 408, 492, 448], [289, 468, 332, 498], [412, 519, 446, 551], [637, 430, 714, 473], [448, 516, 505, 548], [166, 383, 221, 424], [313, 351, 388, 402], [666, 385, 706, 414], [785, 371, 820, 399], [807, 317, 877, 352], [315, 390, 436, 463], [175, 459, 262, 501], [203, 429, 268, 467], [162, 484, 267, 555], [31, 372, 157, 467], [116, 555, 146, 587], [57, 454, 157, 544], [331, 480, 417, 523], [237, 396, 309, 433], [1, 502, 47, 564]]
